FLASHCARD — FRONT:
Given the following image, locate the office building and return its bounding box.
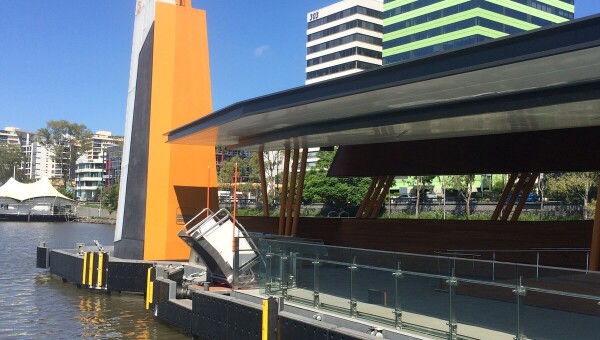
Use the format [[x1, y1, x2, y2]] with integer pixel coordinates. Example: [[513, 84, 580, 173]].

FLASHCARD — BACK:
[[305, 0, 384, 84], [383, 0, 575, 64]]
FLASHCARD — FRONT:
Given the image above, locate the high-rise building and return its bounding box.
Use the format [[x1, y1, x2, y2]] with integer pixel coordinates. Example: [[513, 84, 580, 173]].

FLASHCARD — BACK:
[[382, 0, 575, 64], [0, 127, 54, 180], [86, 131, 123, 161], [305, 0, 384, 84], [74, 156, 104, 200], [75, 131, 123, 200]]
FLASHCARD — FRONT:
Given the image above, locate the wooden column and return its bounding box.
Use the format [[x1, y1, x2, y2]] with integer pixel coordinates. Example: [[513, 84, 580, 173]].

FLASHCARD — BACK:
[[491, 173, 517, 221], [369, 176, 395, 218], [258, 147, 269, 217], [356, 177, 378, 218], [285, 147, 300, 236], [589, 177, 600, 271], [511, 173, 539, 221], [291, 148, 308, 237], [277, 148, 290, 235], [500, 173, 529, 221]]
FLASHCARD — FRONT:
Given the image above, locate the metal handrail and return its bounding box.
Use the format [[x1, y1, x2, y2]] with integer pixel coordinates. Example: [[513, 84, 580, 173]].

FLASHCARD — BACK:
[[268, 245, 600, 300]]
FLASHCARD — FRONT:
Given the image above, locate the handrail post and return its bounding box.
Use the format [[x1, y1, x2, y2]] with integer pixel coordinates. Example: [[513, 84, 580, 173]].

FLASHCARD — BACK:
[[393, 262, 404, 329], [349, 256, 358, 318], [513, 275, 527, 340], [447, 267, 458, 340], [492, 252, 496, 281], [536, 252, 540, 279], [265, 246, 273, 296], [313, 253, 320, 308], [232, 236, 239, 290]]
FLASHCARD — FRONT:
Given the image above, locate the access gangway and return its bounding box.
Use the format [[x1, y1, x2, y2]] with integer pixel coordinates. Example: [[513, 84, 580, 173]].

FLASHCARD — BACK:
[[177, 208, 262, 285]]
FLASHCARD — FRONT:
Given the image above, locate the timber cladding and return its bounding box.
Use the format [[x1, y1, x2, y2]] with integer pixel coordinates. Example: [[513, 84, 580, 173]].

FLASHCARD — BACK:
[[238, 217, 593, 268]]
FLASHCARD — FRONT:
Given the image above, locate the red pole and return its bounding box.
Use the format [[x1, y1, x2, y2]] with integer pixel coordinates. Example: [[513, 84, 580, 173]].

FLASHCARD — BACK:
[[232, 162, 238, 252], [206, 165, 210, 216]]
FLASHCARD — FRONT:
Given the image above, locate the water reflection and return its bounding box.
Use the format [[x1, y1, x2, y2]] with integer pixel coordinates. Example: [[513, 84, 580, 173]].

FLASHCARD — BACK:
[[0, 221, 187, 339]]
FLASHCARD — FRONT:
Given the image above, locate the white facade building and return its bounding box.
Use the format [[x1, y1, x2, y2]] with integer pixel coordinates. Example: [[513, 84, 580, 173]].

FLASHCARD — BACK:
[[76, 131, 123, 200], [0, 127, 56, 180], [304, 1, 383, 168], [74, 155, 104, 201], [86, 130, 123, 160], [305, 0, 383, 85]]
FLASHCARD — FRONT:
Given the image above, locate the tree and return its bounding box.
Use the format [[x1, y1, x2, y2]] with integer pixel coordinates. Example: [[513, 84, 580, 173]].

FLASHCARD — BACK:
[[264, 150, 284, 205], [37, 120, 92, 189], [0, 144, 26, 184], [546, 172, 599, 219], [101, 185, 120, 214], [303, 150, 372, 215], [447, 175, 476, 219], [414, 176, 436, 218], [217, 153, 260, 200]]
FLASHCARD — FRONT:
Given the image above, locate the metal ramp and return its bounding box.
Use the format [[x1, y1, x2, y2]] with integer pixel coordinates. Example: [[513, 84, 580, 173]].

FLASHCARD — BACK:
[[178, 208, 261, 285]]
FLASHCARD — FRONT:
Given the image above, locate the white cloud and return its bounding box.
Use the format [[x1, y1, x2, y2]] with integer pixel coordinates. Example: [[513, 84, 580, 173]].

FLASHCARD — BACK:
[[254, 45, 270, 57]]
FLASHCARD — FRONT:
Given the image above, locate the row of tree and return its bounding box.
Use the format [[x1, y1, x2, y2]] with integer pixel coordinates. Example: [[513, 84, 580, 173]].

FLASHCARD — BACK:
[[216, 149, 599, 219], [0, 120, 93, 189]]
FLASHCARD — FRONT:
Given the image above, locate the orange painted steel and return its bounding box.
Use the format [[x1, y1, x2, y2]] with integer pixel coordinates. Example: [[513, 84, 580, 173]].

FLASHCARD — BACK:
[[369, 176, 394, 218], [500, 173, 529, 221], [278, 148, 291, 235], [291, 148, 308, 237], [356, 177, 378, 218], [510, 173, 539, 222], [589, 177, 600, 270], [285, 147, 300, 236], [143, 3, 217, 260], [491, 173, 518, 221], [258, 147, 269, 217]]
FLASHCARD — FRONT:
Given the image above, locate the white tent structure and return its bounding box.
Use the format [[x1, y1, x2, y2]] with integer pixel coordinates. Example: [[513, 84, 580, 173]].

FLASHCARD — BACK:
[[0, 177, 75, 220]]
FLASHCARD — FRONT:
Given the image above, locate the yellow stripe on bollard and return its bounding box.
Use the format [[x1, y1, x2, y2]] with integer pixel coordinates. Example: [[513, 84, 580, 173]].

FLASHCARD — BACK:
[[88, 252, 95, 286], [149, 269, 154, 305], [262, 299, 269, 340], [146, 267, 152, 310], [82, 252, 88, 285], [97, 252, 104, 288]]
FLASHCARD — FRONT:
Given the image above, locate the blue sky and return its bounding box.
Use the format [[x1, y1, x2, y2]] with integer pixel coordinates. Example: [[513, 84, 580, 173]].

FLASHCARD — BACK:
[[1, 1, 599, 136]]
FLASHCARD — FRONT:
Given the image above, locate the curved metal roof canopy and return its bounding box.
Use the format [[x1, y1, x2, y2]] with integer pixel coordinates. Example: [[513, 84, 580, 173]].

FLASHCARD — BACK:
[[167, 15, 600, 174]]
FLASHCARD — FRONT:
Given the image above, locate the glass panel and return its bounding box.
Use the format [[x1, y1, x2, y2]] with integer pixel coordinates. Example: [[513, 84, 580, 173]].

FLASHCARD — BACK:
[[454, 281, 517, 340], [255, 238, 600, 339], [522, 290, 600, 339], [401, 274, 449, 338]]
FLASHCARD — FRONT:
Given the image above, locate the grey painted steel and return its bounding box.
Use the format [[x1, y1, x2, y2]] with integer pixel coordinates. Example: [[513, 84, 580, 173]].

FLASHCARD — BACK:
[[106, 260, 153, 293], [166, 15, 600, 151], [49, 250, 83, 285], [36, 245, 49, 269], [115, 25, 155, 260], [278, 311, 381, 340], [191, 290, 263, 339]]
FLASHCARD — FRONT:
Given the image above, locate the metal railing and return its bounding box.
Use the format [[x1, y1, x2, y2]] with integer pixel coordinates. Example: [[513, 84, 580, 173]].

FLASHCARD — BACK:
[[443, 248, 592, 279], [251, 239, 600, 340]]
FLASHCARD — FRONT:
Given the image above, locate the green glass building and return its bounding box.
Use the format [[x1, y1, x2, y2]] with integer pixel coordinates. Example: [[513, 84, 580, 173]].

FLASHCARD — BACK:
[[383, 0, 575, 64]]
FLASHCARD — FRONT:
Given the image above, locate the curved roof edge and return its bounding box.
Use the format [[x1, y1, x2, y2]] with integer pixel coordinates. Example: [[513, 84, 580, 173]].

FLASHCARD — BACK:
[[0, 177, 73, 202]]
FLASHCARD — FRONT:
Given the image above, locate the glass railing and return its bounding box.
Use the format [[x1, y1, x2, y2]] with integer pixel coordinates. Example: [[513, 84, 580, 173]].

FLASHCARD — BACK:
[[240, 239, 600, 340]]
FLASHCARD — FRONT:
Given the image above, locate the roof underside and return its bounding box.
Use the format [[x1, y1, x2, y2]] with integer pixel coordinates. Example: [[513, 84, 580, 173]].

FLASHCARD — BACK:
[[167, 15, 600, 174]]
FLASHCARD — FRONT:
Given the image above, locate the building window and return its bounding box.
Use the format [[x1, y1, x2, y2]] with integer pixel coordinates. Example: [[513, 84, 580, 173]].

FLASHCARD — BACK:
[[307, 47, 382, 67], [308, 19, 383, 42], [307, 33, 382, 55], [308, 6, 382, 30]]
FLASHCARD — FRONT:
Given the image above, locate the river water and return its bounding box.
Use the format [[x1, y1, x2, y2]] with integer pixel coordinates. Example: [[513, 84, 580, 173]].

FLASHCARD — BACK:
[[0, 221, 188, 339]]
